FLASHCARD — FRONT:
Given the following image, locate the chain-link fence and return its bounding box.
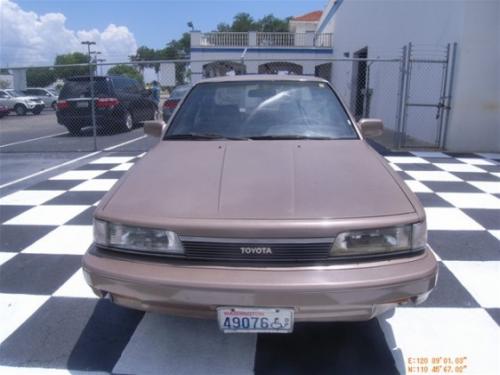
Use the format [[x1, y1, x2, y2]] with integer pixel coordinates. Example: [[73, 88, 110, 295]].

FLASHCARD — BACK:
[[0, 48, 455, 153]]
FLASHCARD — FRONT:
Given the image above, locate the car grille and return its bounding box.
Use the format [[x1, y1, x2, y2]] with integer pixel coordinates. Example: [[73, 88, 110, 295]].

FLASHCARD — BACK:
[[181, 238, 334, 263]]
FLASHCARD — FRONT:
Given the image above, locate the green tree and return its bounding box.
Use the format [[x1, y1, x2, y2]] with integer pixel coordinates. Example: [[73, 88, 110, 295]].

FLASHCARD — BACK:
[[54, 52, 91, 79], [26, 67, 56, 87], [216, 13, 289, 32], [107, 64, 143, 84]]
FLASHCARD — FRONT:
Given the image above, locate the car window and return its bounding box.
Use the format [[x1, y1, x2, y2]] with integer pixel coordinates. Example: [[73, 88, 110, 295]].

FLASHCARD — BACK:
[[113, 78, 140, 94], [170, 85, 190, 99], [6, 90, 25, 97], [0, 91, 9, 98], [166, 81, 357, 140], [59, 79, 111, 99]]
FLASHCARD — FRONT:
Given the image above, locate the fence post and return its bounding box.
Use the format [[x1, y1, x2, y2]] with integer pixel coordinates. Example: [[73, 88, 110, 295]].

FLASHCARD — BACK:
[[398, 42, 412, 148], [441, 42, 457, 150], [88, 61, 97, 151], [394, 45, 407, 148]]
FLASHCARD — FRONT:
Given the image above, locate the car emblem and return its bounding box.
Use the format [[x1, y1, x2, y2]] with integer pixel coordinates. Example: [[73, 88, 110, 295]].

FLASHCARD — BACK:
[[240, 247, 273, 255]]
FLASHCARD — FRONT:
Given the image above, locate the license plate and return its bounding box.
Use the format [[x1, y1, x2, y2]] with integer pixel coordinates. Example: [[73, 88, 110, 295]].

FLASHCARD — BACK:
[[76, 101, 88, 108], [217, 307, 294, 333]]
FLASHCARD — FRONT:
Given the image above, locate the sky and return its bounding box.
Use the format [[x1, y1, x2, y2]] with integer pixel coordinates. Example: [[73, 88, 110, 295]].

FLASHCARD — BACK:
[[1, 0, 327, 67]]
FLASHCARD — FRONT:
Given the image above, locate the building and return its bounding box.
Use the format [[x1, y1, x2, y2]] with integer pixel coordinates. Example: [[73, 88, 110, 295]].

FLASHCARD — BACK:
[[189, 0, 499, 152]]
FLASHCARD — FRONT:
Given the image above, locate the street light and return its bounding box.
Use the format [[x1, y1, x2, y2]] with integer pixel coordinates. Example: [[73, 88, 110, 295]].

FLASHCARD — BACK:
[[81, 41, 97, 150]]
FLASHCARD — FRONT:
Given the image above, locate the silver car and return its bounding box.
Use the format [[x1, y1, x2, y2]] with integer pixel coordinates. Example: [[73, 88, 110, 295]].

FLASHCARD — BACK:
[[23, 88, 58, 110], [0, 89, 45, 115]]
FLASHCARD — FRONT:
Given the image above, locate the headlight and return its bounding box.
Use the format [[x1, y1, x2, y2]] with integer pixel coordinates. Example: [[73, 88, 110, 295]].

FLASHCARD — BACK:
[[94, 219, 184, 254], [330, 222, 426, 256]]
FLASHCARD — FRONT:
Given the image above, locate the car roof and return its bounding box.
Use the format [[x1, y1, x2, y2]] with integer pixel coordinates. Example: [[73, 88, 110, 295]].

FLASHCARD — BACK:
[[196, 74, 328, 85]]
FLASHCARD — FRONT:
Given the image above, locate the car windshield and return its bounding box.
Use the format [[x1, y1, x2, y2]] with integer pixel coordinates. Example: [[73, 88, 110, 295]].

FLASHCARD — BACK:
[[165, 81, 358, 140], [169, 85, 190, 99], [6, 90, 25, 97], [59, 78, 110, 99]]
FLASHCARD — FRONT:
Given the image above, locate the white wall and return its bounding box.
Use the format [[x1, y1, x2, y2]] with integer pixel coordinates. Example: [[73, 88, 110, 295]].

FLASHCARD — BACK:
[[329, 0, 499, 151]]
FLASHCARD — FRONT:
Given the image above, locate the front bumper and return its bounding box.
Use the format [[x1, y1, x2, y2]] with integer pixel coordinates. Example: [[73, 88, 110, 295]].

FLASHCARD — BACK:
[[82, 246, 438, 322]]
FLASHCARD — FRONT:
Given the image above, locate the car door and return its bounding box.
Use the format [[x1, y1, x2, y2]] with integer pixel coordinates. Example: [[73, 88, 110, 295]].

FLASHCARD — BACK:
[[0, 90, 13, 109]]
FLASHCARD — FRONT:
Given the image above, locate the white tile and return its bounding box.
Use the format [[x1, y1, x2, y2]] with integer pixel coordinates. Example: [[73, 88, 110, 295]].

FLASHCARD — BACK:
[[492, 172, 500, 179], [425, 207, 484, 230], [437, 193, 500, 209], [468, 181, 500, 194], [50, 170, 107, 180], [379, 308, 499, 375], [0, 190, 64, 206], [404, 180, 432, 193], [5, 205, 88, 226], [457, 157, 494, 166], [406, 171, 462, 182], [113, 313, 256, 375], [22, 225, 93, 255], [53, 269, 97, 299], [435, 163, 486, 173], [0, 293, 49, 344], [90, 156, 135, 164], [489, 230, 500, 241], [445, 261, 500, 308], [0, 366, 106, 374], [389, 163, 402, 171], [0, 252, 16, 266], [385, 156, 429, 164], [411, 151, 450, 158], [70, 179, 118, 192], [111, 163, 133, 171]]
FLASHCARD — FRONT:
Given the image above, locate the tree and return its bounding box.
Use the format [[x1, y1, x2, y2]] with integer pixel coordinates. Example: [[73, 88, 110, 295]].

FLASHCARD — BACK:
[[216, 13, 290, 32], [107, 64, 143, 84], [54, 52, 91, 79], [26, 68, 56, 87]]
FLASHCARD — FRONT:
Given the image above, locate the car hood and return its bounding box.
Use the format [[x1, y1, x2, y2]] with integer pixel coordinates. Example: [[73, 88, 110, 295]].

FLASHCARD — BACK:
[[100, 140, 415, 222]]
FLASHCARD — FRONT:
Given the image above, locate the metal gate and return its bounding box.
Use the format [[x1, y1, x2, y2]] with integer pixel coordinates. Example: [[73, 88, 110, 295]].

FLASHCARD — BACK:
[[397, 42, 457, 149]]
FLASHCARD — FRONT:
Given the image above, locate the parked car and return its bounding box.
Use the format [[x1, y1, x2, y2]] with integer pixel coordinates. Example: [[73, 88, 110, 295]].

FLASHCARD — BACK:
[[0, 89, 45, 115], [23, 87, 59, 110], [0, 104, 10, 118], [162, 84, 190, 122], [83, 75, 438, 333], [56, 75, 158, 135]]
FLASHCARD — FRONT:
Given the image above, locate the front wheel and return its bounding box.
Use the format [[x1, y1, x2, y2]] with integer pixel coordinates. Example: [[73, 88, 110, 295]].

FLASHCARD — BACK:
[[32, 108, 43, 115], [14, 105, 27, 116]]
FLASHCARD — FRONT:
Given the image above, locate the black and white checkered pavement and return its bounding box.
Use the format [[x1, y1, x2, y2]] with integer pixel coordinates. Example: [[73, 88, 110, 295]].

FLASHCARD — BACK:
[[0, 149, 499, 374]]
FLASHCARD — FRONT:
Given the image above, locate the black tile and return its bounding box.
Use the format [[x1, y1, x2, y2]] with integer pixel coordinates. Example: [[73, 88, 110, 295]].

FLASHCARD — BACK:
[[0, 206, 31, 223], [0, 254, 81, 294], [415, 193, 453, 207], [480, 165, 500, 173], [25, 179, 82, 190], [429, 231, 500, 261], [453, 172, 499, 182], [412, 263, 480, 308], [108, 151, 141, 157], [0, 298, 143, 371], [74, 164, 116, 171], [67, 206, 96, 225], [397, 171, 414, 180], [445, 153, 477, 158], [486, 308, 500, 326], [94, 171, 126, 179], [398, 163, 441, 171], [254, 319, 398, 375], [422, 181, 482, 193], [0, 225, 56, 252], [462, 209, 500, 230], [45, 191, 105, 206], [422, 157, 463, 164]]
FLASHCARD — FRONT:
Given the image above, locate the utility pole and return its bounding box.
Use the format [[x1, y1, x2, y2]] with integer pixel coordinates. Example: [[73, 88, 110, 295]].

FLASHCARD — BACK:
[[82, 41, 97, 150], [97, 59, 106, 75]]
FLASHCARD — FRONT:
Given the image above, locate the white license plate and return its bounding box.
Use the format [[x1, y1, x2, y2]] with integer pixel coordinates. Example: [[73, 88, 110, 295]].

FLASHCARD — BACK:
[[217, 307, 294, 333], [76, 101, 89, 108]]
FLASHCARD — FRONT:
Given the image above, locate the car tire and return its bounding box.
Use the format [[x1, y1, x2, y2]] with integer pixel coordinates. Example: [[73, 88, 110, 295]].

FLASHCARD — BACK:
[[65, 125, 81, 136], [51, 102, 57, 111], [14, 104, 27, 116], [121, 110, 133, 132], [32, 108, 43, 115]]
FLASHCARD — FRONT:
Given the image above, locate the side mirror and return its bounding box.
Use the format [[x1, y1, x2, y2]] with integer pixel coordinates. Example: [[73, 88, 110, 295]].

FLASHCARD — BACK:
[[143, 120, 165, 138], [358, 118, 384, 138]]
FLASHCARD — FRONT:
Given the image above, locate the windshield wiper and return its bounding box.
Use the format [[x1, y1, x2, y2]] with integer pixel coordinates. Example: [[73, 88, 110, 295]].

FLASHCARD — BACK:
[[248, 135, 336, 140], [166, 132, 248, 140]]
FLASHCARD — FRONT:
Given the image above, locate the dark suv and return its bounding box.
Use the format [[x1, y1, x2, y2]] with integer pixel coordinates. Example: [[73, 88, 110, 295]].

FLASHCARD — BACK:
[[56, 75, 157, 135]]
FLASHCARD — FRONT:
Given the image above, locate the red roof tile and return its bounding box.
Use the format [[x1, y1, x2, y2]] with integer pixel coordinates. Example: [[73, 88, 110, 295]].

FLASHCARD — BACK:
[[292, 10, 322, 22]]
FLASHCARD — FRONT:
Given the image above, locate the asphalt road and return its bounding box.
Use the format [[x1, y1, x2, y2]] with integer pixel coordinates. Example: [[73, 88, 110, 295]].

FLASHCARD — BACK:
[[0, 110, 157, 188]]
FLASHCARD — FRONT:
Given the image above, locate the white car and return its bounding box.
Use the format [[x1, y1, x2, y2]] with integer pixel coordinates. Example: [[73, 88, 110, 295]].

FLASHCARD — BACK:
[[0, 89, 45, 115], [23, 87, 58, 110]]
